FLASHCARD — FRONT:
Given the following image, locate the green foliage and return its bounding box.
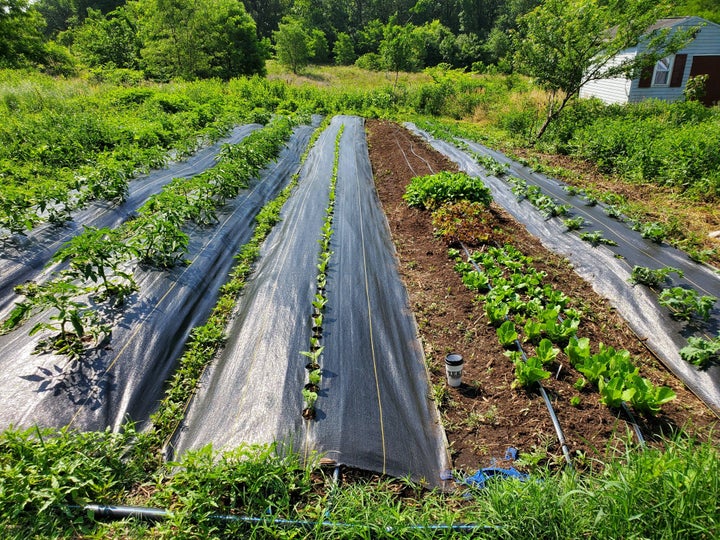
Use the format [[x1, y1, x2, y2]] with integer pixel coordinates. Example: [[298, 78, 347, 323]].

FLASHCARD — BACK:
[[0, 425, 146, 533], [274, 17, 310, 74], [152, 443, 312, 525], [403, 171, 492, 210], [629, 265, 683, 287], [564, 338, 675, 414], [3, 278, 109, 360], [568, 102, 720, 201], [680, 335, 720, 369], [658, 287, 717, 321], [512, 355, 551, 389], [497, 320, 518, 347], [380, 22, 423, 86], [136, 0, 265, 80], [63, 7, 140, 69], [333, 32, 355, 65], [514, 0, 682, 140], [579, 230, 618, 247], [563, 216, 585, 230]]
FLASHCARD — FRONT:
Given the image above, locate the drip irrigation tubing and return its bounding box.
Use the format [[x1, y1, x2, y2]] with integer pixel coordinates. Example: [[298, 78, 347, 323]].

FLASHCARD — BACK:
[[460, 242, 574, 468], [461, 240, 646, 451], [72, 503, 500, 532]]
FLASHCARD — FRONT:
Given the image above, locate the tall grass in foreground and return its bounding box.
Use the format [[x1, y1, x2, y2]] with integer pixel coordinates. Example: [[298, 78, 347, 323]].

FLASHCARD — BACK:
[[1, 432, 717, 538]]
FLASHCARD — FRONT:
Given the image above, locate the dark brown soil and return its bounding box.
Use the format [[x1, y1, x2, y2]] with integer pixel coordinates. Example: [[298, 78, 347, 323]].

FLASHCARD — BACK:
[[365, 119, 718, 474]]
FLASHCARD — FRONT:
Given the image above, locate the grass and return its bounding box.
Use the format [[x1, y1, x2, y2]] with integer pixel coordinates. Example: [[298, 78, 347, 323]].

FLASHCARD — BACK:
[[2, 429, 717, 538], [265, 60, 433, 91]]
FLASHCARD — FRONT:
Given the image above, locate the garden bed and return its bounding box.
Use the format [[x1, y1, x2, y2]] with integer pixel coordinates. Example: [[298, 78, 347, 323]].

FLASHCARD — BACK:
[[366, 119, 718, 474]]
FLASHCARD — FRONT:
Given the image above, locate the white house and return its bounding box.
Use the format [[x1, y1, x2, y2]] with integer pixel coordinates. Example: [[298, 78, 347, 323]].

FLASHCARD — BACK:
[[579, 17, 720, 106]]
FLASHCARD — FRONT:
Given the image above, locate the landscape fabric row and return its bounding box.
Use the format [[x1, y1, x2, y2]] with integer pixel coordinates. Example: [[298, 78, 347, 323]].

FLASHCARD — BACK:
[[0, 124, 262, 316], [407, 123, 720, 417], [0, 122, 314, 431], [169, 116, 452, 488], [0, 115, 452, 488]]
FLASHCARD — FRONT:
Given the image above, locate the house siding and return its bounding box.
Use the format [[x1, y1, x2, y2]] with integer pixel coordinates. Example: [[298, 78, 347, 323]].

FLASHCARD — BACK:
[[579, 51, 636, 104], [580, 17, 720, 105], [630, 19, 720, 103]]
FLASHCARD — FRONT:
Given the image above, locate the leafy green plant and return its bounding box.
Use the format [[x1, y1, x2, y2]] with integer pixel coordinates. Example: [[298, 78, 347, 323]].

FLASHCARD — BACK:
[[627, 375, 677, 415], [604, 205, 624, 220], [639, 222, 667, 243], [4, 278, 109, 360], [308, 368, 322, 386], [598, 375, 635, 408], [544, 316, 579, 345], [485, 300, 510, 326], [658, 287, 717, 321], [403, 171, 492, 210], [535, 338, 559, 365], [580, 230, 618, 247], [563, 216, 585, 230], [497, 320, 518, 348], [512, 356, 551, 389], [462, 270, 490, 292], [629, 265, 684, 287], [52, 226, 137, 302], [523, 319, 543, 344], [680, 335, 720, 369], [565, 337, 591, 367], [570, 395, 582, 407]]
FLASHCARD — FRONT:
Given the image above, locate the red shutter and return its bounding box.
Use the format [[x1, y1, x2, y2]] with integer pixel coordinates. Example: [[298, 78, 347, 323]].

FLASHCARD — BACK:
[[670, 54, 687, 87], [639, 65, 652, 88]]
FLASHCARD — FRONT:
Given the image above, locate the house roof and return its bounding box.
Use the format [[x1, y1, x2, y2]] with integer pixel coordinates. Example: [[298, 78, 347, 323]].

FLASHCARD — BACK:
[[646, 17, 694, 32]]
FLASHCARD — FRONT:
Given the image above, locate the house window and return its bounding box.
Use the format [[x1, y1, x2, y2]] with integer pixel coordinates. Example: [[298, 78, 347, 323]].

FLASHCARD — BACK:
[[652, 56, 674, 86]]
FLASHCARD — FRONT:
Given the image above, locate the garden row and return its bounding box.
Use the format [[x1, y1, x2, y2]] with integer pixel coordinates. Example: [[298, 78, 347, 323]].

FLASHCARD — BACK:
[[300, 125, 343, 419], [404, 169, 677, 420], [414, 117, 719, 264], [0, 75, 297, 238], [412, 119, 720, 374], [1, 116, 295, 361]]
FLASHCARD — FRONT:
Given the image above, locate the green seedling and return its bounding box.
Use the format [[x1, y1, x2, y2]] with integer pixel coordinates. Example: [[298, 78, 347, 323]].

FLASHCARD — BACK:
[[563, 216, 585, 230], [512, 356, 551, 389], [658, 287, 716, 321], [680, 335, 720, 368], [629, 265, 684, 287], [497, 320, 518, 348]]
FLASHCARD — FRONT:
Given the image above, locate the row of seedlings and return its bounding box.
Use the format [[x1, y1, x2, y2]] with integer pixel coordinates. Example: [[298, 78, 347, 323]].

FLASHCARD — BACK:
[[301, 125, 343, 420], [451, 244, 677, 418], [147, 118, 332, 456], [1, 116, 297, 360]]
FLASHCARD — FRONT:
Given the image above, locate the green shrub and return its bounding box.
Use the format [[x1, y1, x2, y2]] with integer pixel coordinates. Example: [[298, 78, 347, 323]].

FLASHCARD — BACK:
[[403, 171, 492, 210]]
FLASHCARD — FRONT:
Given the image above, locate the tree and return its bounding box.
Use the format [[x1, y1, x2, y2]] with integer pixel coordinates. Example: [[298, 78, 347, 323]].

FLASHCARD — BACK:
[[308, 28, 329, 64], [64, 7, 140, 68], [135, 0, 265, 80], [333, 31, 356, 65], [273, 17, 310, 73], [514, 0, 691, 140], [380, 21, 422, 87], [0, 0, 48, 68]]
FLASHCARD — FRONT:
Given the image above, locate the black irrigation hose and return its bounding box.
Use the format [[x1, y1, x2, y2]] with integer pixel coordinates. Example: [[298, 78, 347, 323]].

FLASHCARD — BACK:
[[460, 242, 574, 468], [72, 503, 501, 533]]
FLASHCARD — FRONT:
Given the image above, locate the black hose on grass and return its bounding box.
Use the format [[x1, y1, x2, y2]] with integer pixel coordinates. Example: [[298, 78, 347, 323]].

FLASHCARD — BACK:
[[73, 503, 501, 533]]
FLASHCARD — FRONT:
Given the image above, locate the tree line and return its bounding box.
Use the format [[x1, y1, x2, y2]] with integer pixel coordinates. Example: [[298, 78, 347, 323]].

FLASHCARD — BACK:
[[1, 0, 718, 83]]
